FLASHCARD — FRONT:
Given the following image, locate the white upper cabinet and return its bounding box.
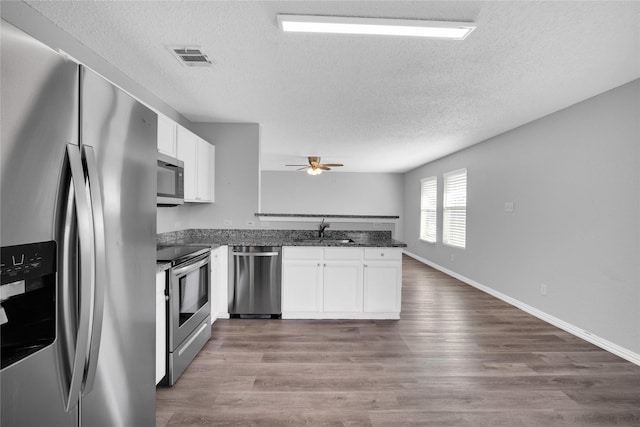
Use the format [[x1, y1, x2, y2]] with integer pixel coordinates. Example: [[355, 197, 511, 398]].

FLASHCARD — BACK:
[[197, 139, 215, 202], [176, 125, 214, 203], [176, 126, 197, 200], [157, 115, 177, 157]]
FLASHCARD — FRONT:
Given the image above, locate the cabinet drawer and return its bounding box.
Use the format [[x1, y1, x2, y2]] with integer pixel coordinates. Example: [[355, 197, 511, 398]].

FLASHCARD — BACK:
[[283, 246, 323, 260], [364, 247, 402, 261], [324, 247, 362, 260]]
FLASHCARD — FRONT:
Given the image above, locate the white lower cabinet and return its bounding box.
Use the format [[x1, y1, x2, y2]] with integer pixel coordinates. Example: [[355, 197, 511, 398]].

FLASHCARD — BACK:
[[282, 247, 323, 313], [282, 246, 401, 319], [282, 260, 322, 312], [155, 270, 167, 385], [210, 245, 229, 319], [363, 248, 402, 313], [363, 264, 401, 313], [323, 248, 363, 313]]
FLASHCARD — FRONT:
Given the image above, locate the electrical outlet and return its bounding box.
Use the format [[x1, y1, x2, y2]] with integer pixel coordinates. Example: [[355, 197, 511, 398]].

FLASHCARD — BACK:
[[223, 219, 232, 227], [450, 254, 455, 262], [246, 220, 255, 227], [504, 202, 514, 213], [540, 283, 547, 296]]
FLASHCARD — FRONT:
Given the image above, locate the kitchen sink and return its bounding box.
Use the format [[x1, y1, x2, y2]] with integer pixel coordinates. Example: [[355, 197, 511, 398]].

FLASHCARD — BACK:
[[295, 238, 355, 244]]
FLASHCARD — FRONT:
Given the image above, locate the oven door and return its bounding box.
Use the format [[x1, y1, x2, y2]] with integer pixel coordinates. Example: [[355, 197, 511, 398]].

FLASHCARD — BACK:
[[168, 252, 210, 349]]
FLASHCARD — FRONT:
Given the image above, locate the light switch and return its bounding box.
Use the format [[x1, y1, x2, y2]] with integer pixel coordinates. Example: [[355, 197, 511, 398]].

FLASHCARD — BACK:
[[504, 202, 514, 213]]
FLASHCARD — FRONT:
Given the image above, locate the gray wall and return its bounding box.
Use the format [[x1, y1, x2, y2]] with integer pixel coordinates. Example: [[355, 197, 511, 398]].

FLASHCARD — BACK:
[[1, 1, 189, 127], [187, 123, 260, 230], [403, 79, 640, 356], [157, 122, 263, 233], [261, 171, 404, 237]]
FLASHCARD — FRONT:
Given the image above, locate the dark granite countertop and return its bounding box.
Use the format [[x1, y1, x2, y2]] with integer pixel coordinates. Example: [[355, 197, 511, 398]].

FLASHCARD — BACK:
[[158, 229, 406, 248], [256, 213, 399, 220]]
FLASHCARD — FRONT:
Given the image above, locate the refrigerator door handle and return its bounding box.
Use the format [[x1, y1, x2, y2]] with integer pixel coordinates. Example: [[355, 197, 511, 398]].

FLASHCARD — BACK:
[[63, 145, 95, 412], [81, 145, 106, 396]]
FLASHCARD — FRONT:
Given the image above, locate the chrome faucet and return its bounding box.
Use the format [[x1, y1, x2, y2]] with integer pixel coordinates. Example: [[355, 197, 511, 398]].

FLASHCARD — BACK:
[[318, 218, 330, 238]]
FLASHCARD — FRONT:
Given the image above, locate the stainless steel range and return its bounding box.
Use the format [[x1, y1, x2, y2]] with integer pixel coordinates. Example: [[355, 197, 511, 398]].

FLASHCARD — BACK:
[[157, 245, 211, 386]]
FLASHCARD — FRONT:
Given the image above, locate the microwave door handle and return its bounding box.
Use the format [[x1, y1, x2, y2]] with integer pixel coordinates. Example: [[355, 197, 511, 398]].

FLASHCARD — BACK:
[[80, 145, 106, 396], [63, 145, 94, 412]]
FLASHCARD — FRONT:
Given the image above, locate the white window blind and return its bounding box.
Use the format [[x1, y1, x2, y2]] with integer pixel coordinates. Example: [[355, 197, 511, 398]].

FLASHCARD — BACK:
[[420, 177, 437, 242], [443, 169, 467, 248]]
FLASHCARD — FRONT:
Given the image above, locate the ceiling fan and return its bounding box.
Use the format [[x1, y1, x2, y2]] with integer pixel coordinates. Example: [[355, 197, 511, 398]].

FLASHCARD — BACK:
[[286, 156, 344, 175]]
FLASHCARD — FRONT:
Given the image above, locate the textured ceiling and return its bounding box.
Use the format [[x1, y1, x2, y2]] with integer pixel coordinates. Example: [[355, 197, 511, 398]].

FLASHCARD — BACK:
[[24, 1, 640, 173]]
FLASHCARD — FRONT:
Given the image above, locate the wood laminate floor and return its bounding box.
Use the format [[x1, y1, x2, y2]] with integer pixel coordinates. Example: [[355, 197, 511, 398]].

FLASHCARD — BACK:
[[157, 255, 640, 426]]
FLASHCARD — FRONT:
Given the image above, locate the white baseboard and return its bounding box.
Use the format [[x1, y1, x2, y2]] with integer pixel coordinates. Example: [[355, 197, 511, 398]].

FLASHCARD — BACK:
[[211, 313, 230, 323], [403, 250, 640, 367]]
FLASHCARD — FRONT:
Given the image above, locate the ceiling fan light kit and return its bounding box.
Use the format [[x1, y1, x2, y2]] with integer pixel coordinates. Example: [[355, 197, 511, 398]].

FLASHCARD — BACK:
[[277, 14, 476, 40], [286, 156, 344, 176]]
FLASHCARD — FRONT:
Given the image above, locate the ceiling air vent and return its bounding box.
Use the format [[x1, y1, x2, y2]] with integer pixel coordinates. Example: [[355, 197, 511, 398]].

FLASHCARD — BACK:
[[169, 46, 212, 67]]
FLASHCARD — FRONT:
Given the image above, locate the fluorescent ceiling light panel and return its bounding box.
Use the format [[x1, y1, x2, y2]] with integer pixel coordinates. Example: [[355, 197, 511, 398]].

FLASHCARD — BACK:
[[277, 15, 476, 40]]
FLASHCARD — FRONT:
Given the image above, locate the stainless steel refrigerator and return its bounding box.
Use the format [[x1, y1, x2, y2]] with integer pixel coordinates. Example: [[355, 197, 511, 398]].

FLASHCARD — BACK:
[[1, 19, 157, 426]]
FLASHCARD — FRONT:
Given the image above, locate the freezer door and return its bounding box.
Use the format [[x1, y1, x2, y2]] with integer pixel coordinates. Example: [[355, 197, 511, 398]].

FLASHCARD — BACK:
[[78, 68, 157, 426], [0, 20, 79, 427], [0, 19, 79, 246]]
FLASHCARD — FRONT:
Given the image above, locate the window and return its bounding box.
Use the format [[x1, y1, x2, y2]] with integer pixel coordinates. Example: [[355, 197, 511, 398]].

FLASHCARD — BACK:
[[443, 169, 467, 248], [420, 177, 437, 242]]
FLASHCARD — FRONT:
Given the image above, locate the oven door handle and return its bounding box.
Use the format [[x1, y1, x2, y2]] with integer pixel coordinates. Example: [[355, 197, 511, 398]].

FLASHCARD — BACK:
[[172, 254, 210, 277]]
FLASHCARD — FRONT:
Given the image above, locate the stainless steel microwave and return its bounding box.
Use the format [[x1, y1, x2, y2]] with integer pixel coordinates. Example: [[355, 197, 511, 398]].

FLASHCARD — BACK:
[[157, 152, 184, 206]]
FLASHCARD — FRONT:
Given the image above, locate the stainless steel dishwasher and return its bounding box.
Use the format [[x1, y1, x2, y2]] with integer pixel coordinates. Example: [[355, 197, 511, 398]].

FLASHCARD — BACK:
[[228, 246, 282, 318]]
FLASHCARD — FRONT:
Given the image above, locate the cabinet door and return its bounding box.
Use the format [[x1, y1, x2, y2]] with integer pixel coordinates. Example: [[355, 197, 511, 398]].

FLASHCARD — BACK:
[[155, 271, 167, 385], [157, 115, 177, 157], [363, 262, 401, 313], [210, 246, 228, 318], [282, 260, 322, 312], [196, 139, 214, 202], [323, 261, 362, 313], [176, 125, 198, 201]]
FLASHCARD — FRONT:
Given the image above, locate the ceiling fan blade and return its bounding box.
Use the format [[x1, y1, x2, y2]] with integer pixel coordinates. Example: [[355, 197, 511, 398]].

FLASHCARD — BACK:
[[285, 158, 343, 171]]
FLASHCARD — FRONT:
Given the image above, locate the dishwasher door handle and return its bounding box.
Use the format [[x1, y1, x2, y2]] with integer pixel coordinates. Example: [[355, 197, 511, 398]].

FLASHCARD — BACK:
[[232, 252, 279, 257]]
